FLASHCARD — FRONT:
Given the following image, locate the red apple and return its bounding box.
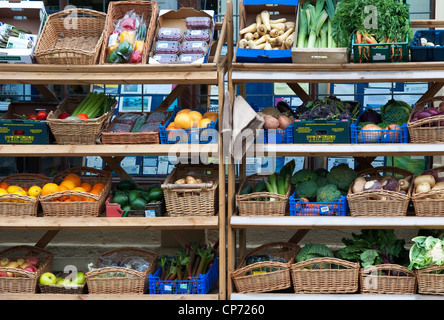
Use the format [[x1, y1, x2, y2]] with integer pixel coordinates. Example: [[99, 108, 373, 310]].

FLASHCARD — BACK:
[[23, 266, 36, 273], [20, 262, 31, 269], [0, 258, 9, 266], [26, 257, 39, 268], [0, 272, 7, 277], [16, 258, 25, 266]]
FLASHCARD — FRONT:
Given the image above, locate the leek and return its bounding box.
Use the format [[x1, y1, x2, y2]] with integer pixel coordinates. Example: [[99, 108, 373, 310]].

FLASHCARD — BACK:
[[297, 7, 308, 48]]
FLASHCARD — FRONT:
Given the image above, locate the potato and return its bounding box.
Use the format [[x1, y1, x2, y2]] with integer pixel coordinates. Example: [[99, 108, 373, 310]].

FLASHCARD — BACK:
[[263, 115, 280, 130], [414, 175, 435, 188], [186, 176, 197, 184], [175, 178, 186, 184]]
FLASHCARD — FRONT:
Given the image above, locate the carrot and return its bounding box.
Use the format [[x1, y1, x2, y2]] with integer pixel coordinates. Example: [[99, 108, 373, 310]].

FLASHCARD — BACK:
[[364, 34, 377, 44], [356, 31, 363, 62]]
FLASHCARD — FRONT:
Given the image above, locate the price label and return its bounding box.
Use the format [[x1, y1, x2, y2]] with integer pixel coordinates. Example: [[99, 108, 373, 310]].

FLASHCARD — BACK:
[[163, 284, 172, 292], [319, 206, 329, 214], [145, 210, 156, 217]]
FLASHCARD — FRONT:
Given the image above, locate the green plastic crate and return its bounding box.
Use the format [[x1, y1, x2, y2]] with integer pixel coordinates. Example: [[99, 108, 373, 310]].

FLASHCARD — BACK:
[[352, 33, 409, 63], [292, 119, 351, 144]]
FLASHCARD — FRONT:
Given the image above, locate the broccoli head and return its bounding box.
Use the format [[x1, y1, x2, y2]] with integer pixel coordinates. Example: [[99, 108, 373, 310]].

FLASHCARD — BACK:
[[316, 176, 329, 188], [326, 163, 358, 192], [291, 169, 318, 185], [316, 184, 342, 203], [295, 180, 318, 201], [315, 168, 329, 178]]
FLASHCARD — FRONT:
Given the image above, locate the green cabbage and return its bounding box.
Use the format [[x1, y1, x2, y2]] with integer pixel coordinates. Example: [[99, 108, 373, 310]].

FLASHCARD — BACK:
[[296, 243, 334, 262]]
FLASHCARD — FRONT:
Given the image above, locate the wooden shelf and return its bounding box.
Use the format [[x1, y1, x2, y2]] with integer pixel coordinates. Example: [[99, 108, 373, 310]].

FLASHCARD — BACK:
[[230, 216, 444, 230], [0, 216, 219, 230], [0, 143, 218, 157], [0, 293, 219, 300]]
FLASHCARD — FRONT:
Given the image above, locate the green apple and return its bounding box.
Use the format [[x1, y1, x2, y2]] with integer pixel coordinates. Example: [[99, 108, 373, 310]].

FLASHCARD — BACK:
[[72, 272, 85, 285], [0, 258, 9, 266], [16, 258, 25, 266], [39, 272, 56, 285]]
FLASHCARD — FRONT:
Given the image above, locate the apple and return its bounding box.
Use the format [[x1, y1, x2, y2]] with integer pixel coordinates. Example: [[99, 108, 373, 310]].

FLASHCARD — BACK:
[[72, 272, 85, 285], [26, 257, 39, 268], [5, 261, 19, 277], [23, 265, 36, 273], [0, 258, 9, 266], [16, 258, 25, 266], [39, 272, 56, 285], [0, 272, 7, 277], [20, 262, 31, 269]]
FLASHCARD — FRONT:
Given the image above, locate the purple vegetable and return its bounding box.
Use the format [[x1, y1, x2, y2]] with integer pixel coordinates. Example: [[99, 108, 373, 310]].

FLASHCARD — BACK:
[[421, 169, 438, 181], [437, 177, 444, 183], [359, 109, 382, 124], [364, 180, 382, 191], [382, 178, 399, 192], [429, 108, 440, 115], [418, 111, 433, 119]]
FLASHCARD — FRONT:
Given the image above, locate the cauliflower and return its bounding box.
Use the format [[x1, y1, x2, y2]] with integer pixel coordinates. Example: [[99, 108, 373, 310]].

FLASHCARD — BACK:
[[326, 163, 358, 192], [295, 180, 318, 201], [316, 184, 342, 203], [426, 239, 444, 266]]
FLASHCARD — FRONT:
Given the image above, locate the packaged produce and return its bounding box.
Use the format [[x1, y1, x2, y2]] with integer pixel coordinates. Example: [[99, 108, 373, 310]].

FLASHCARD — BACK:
[[106, 10, 147, 63], [154, 41, 181, 55], [184, 29, 212, 42], [181, 41, 208, 55], [115, 113, 141, 124], [179, 53, 204, 64], [151, 53, 178, 64], [107, 122, 133, 133], [0, 23, 35, 50], [185, 16, 212, 29], [146, 112, 169, 124], [156, 27, 183, 41], [138, 123, 160, 133]]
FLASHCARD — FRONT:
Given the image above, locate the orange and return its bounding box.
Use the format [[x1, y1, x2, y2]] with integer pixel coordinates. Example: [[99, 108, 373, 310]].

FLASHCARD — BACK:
[[42, 183, 59, 196], [64, 174, 81, 187], [60, 179, 76, 190], [71, 187, 87, 201], [204, 114, 218, 123], [0, 182, 9, 190], [177, 109, 191, 115], [56, 185, 70, 201], [80, 182, 92, 192], [92, 183, 105, 191], [174, 113, 193, 129], [188, 111, 203, 128], [167, 125, 177, 130], [203, 111, 218, 119], [198, 118, 213, 128]]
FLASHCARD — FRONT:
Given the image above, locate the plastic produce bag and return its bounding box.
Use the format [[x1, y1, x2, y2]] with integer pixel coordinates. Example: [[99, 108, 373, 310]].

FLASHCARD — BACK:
[[146, 112, 169, 124], [115, 113, 141, 124], [107, 122, 133, 133]]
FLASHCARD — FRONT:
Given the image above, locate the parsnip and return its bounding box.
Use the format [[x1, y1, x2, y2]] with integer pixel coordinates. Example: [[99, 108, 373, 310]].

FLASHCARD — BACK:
[[261, 10, 271, 31], [275, 27, 294, 46], [270, 23, 285, 31], [269, 29, 280, 38], [239, 38, 248, 49], [264, 42, 272, 50], [255, 34, 270, 45], [256, 14, 262, 26], [253, 32, 259, 39], [257, 24, 267, 36], [270, 18, 286, 24], [284, 32, 295, 49], [247, 40, 258, 49], [240, 23, 257, 35], [244, 32, 255, 41], [284, 21, 295, 31]]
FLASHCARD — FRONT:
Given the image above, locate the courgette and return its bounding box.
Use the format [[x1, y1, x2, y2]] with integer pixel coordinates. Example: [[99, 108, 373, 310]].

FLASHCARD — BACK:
[[240, 184, 253, 195], [253, 180, 267, 193], [131, 113, 148, 132]]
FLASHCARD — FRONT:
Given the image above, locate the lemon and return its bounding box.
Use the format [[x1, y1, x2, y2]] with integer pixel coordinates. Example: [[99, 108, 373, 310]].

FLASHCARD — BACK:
[[6, 185, 22, 193], [28, 186, 42, 197]]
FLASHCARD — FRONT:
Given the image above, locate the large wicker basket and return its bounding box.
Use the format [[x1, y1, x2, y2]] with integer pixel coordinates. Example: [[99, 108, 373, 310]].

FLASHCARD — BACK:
[[40, 166, 112, 217], [0, 246, 53, 294], [0, 174, 51, 217], [231, 242, 300, 294], [236, 173, 292, 216], [407, 96, 444, 143], [85, 247, 159, 294], [99, 1, 158, 65], [347, 166, 414, 217], [290, 257, 360, 294], [412, 166, 444, 217], [359, 264, 416, 294], [416, 264, 444, 295], [161, 164, 218, 217], [34, 8, 106, 65], [46, 97, 116, 145]]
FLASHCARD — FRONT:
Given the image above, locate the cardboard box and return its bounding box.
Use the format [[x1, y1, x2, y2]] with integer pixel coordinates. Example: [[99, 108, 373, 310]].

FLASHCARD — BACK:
[[0, 1, 47, 64], [235, 0, 298, 63], [0, 101, 57, 144], [149, 8, 215, 65], [293, 119, 351, 144], [106, 197, 166, 217], [291, 0, 348, 64]]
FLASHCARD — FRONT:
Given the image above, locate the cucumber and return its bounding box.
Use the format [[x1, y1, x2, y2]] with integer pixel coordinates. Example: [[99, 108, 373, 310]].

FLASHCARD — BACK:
[[131, 114, 148, 132], [240, 184, 253, 195]]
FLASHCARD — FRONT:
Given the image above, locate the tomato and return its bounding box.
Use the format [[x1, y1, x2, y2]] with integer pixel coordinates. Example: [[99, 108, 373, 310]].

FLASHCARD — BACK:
[[36, 110, 48, 120], [27, 115, 37, 120], [77, 114, 89, 120], [58, 112, 70, 119]]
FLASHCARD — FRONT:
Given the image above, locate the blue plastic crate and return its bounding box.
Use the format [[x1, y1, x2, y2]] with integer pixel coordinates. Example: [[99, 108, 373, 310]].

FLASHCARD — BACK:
[[289, 192, 348, 216], [350, 106, 409, 144], [159, 107, 218, 144], [148, 256, 218, 294], [410, 30, 444, 62], [255, 125, 294, 144]]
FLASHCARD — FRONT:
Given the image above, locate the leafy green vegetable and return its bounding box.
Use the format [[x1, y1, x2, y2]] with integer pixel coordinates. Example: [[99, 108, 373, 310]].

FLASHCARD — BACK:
[[296, 243, 334, 262], [408, 236, 444, 270], [326, 163, 358, 193], [336, 230, 409, 268], [295, 180, 318, 201], [291, 169, 318, 186], [382, 107, 411, 126], [316, 184, 341, 203]]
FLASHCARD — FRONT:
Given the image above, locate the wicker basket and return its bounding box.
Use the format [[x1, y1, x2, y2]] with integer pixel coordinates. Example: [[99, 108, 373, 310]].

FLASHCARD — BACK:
[[290, 257, 360, 294], [412, 166, 444, 217], [416, 265, 444, 295], [46, 97, 116, 145], [99, 1, 158, 65], [407, 96, 444, 143], [40, 166, 112, 217], [231, 242, 300, 294], [34, 8, 106, 65], [85, 247, 159, 294], [236, 174, 292, 216], [161, 164, 218, 217], [39, 273, 86, 294], [0, 174, 52, 217], [347, 166, 414, 217], [101, 111, 172, 144], [0, 246, 53, 294], [359, 264, 416, 294]]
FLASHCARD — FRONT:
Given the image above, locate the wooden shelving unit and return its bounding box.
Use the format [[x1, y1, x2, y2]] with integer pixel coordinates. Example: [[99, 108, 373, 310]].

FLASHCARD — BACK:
[[226, 18, 444, 300], [0, 0, 233, 301]]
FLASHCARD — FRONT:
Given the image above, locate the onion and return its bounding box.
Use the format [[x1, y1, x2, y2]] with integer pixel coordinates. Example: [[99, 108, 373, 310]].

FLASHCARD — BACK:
[[429, 108, 440, 115]]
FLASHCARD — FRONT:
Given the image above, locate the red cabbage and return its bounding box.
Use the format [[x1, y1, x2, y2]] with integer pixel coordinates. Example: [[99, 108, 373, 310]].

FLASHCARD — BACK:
[[359, 109, 382, 124]]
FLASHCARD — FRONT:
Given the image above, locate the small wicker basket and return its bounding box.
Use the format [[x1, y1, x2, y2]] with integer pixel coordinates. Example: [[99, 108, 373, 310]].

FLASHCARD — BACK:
[[161, 164, 219, 217], [40, 166, 112, 217], [0, 173, 52, 217], [347, 166, 414, 217], [46, 97, 116, 145], [359, 264, 416, 294], [38, 273, 86, 294], [99, 1, 159, 65], [416, 264, 444, 295], [290, 257, 360, 294], [0, 246, 53, 294], [231, 242, 300, 294], [236, 173, 292, 216], [407, 96, 444, 144], [34, 8, 106, 65], [412, 166, 444, 217], [85, 247, 159, 294]]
